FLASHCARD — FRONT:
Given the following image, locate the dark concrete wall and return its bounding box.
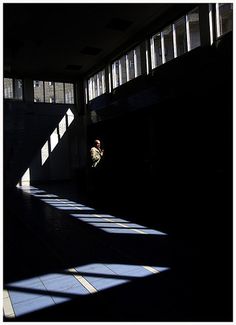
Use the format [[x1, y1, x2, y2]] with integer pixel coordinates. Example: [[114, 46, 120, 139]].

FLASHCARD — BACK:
[[87, 33, 232, 227], [87, 33, 232, 320], [4, 101, 78, 187]]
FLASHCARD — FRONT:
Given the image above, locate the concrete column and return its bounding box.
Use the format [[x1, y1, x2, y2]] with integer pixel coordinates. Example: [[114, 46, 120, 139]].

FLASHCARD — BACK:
[[23, 78, 34, 102], [105, 64, 111, 93], [72, 80, 88, 189], [199, 4, 213, 47], [140, 40, 149, 75]]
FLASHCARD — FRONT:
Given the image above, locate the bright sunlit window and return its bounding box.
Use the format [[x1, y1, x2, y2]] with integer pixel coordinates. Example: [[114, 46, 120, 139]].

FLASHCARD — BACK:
[[88, 69, 106, 101], [112, 46, 141, 89], [33, 80, 74, 104], [4, 78, 23, 100], [150, 6, 201, 69], [216, 3, 233, 38], [187, 7, 201, 51]]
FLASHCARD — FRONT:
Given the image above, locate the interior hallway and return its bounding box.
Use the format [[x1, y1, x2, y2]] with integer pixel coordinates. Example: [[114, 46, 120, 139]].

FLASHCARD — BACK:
[[3, 3, 233, 322], [4, 181, 195, 322]]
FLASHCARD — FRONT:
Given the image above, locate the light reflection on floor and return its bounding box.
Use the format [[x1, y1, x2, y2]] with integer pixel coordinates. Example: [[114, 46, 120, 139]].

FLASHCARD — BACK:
[[20, 186, 167, 236], [5, 263, 170, 317], [4, 186, 170, 317]]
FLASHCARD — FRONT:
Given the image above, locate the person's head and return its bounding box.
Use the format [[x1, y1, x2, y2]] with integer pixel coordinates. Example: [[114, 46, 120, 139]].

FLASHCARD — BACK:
[[94, 139, 101, 149]]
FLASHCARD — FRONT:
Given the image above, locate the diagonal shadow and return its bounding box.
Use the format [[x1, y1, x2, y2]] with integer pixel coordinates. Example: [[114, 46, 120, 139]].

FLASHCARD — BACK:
[[4, 185, 191, 322]]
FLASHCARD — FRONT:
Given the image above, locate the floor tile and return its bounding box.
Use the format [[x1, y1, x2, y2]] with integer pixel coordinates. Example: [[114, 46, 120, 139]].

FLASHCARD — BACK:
[[39, 273, 67, 282], [144, 229, 167, 235], [124, 267, 154, 278], [75, 263, 115, 275], [8, 282, 47, 304], [52, 283, 90, 304], [105, 263, 141, 275], [93, 278, 128, 291], [100, 228, 139, 234], [13, 295, 55, 317], [42, 275, 80, 292], [153, 266, 170, 272]]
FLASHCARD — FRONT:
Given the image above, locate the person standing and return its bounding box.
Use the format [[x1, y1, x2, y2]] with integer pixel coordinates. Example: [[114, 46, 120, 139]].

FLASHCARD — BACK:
[[90, 139, 104, 168], [88, 139, 105, 201]]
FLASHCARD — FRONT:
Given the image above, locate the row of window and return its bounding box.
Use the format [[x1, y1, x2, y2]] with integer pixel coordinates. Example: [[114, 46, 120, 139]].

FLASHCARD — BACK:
[[4, 4, 232, 104], [3, 79, 74, 104], [87, 3, 233, 102], [151, 7, 200, 69], [88, 70, 106, 101], [87, 46, 142, 101], [112, 46, 141, 89], [4, 78, 23, 100], [33, 81, 74, 104]]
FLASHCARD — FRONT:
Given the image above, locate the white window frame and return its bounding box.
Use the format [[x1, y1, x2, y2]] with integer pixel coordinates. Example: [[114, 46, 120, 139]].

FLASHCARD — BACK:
[[172, 23, 177, 58], [215, 3, 221, 38], [209, 4, 214, 45], [125, 55, 129, 82], [102, 71, 106, 94], [150, 36, 155, 69], [118, 59, 123, 85], [108, 66, 112, 92], [186, 14, 191, 51], [161, 31, 165, 64], [96, 74, 100, 97], [134, 48, 138, 78]]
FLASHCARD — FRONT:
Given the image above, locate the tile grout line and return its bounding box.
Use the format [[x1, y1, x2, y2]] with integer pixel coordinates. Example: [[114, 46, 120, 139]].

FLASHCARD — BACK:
[[3, 289, 15, 319], [67, 268, 97, 294]]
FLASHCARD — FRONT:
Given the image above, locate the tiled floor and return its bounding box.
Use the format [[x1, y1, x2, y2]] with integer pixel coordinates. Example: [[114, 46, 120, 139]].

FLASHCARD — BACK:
[[3, 182, 192, 321]]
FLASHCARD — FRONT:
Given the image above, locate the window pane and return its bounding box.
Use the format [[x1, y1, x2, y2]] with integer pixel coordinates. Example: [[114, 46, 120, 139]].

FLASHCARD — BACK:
[[218, 3, 233, 36], [33, 80, 44, 102], [152, 33, 162, 68], [120, 56, 127, 84], [135, 46, 141, 77], [98, 70, 106, 95], [112, 61, 120, 89], [4, 78, 13, 99], [88, 78, 93, 100], [163, 25, 174, 62], [14, 79, 23, 100], [45, 81, 55, 103], [55, 82, 64, 103], [127, 50, 135, 80], [98, 72, 102, 96], [65, 83, 74, 104], [93, 75, 98, 98], [115, 61, 121, 87], [101, 70, 106, 94], [188, 7, 200, 50], [175, 17, 187, 56]]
